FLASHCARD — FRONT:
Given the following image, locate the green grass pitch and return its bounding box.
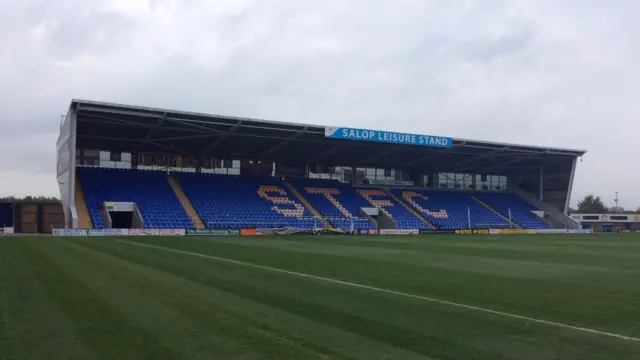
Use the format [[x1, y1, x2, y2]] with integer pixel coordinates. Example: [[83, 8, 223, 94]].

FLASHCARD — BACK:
[[1, 234, 639, 359]]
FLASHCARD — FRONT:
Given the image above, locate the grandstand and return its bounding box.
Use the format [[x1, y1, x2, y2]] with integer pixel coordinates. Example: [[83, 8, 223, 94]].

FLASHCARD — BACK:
[[56, 99, 586, 232]]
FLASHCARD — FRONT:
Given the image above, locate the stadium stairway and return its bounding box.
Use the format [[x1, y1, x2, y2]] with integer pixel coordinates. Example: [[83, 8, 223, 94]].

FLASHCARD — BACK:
[[386, 189, 436, 229], [291, 179, 376, 230], [283, 181, 333, 228], [473, 192, 549, 229], [305, 187, 353, 218], [471, 196, 521, 229], [357, 188, 428, 229], [174, 173, 319, 229], [79, 168, 195, 229], [392, 189, 510, 229], [168, 176, 205, 229], [74, 173, 93, 229]]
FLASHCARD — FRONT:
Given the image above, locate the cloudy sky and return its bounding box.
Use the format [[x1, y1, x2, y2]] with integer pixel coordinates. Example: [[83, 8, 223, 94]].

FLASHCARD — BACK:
[[1, 0, 638, 209]]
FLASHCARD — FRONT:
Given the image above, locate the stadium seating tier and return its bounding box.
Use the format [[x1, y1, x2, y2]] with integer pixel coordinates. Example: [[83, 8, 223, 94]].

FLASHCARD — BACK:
[[295, 179, 375, 230], [175, 173, 319, 229], [78, 167, 195, 229], [393, 189, 511, 229], [77, 168, 549, 231], [473, 192, 549, 229], [293, 179, 429, 229]]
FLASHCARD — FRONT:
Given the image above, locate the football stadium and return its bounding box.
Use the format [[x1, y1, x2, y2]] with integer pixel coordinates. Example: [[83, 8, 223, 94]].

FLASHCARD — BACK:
[[2, 99, 640, 359], [56, 99, 588, 234]]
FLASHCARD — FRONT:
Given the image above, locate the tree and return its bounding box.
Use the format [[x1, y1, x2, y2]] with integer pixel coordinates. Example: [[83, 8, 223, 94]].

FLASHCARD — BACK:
[[576, 194, 608, 213], [0, 196, 60, 203]]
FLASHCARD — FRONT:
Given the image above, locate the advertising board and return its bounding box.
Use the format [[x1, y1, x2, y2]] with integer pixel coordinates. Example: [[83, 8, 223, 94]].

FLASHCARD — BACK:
[[240, 229, 259, 236], [357, 229, 379, 235], [53, 228, 185, 236], [490, 229, 533, 235], [88, 229, 128, 236], [379, 229, 419, 235], [454, 229, 490, 235], [53, 228, 89, 236], [489, 228, 594, 235], [156, 229, 185, 236], [127, 229, 157, 236], [186, 229, 240, 236], [524, 229, 568, 234]]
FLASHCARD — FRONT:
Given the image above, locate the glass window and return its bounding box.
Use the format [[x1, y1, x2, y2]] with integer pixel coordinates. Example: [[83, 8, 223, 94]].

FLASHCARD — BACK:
[[610, 216, 628, 221], [366, 168, 376, 179]]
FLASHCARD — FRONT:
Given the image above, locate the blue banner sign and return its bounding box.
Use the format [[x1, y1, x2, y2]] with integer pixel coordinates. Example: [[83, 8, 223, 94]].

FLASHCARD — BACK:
[[325, 127, 452, 148]]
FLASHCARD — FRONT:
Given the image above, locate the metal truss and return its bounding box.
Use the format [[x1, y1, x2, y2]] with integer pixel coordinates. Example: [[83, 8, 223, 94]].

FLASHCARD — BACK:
[[200, 120, 243, 152], [465, 153, 556, 174], [359, 146, 404, 165], [308, 142, 350, 163], [71, 100, 585, 179], [262, 127, 309, 156], [448, 149, 511, 171], [397, 149, 451, 168]]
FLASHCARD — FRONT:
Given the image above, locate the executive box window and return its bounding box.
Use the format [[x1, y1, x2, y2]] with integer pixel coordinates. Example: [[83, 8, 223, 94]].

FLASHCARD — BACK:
[[610, 216, 628, 221]]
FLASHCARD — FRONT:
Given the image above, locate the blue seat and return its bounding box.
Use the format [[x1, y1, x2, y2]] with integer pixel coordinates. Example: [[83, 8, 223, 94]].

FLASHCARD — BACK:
[[473, 192, 549, 229], [391, 188, 545, 229], [78, 167, 195, 230], [174, 173, 320, 229]]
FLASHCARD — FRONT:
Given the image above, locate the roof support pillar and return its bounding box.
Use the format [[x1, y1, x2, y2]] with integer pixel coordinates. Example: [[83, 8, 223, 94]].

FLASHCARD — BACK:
[[564, 158, 578, 214], [432, 172, 440, 188], [539, 166, 544, 201]]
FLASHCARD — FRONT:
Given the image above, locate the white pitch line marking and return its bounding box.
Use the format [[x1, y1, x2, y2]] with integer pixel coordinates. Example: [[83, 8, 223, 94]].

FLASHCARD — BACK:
[[116, 239, 640, 342]]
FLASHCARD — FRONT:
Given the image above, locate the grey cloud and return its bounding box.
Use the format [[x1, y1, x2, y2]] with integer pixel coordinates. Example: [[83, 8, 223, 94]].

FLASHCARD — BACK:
[[458, 24, 536, 62], [44, 12, 135, 58], [0, 133, 57, 174], [0, 0, 638, 208]]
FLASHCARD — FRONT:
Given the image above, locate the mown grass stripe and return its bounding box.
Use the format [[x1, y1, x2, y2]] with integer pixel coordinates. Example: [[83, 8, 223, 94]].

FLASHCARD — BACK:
[[18, 240, 181, 360], [75, 238, 466, 359], [126, 235, 640, 333], [53, 238, 351, 360], [118, 239, 640, 343], [71, 237, 470, 360], [0, 239, 95, 360]]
